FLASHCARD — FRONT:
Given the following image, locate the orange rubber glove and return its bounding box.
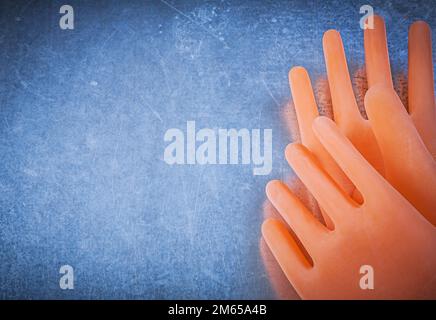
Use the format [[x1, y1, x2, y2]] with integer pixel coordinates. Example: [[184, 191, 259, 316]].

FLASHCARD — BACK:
[[289, 16, 436, 226], [262, 115, 436, 299]]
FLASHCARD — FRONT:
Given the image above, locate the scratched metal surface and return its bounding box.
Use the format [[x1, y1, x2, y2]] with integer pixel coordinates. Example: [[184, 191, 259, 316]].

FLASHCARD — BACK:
[[0, 0, 435, 299]]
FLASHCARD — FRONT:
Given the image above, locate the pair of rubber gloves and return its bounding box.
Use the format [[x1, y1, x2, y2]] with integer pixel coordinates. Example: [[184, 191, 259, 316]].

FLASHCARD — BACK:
[[262, 16, 436, 299]]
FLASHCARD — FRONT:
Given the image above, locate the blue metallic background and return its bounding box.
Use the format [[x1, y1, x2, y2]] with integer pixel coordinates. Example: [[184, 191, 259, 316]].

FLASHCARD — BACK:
[[0, 0, 435, 299]]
